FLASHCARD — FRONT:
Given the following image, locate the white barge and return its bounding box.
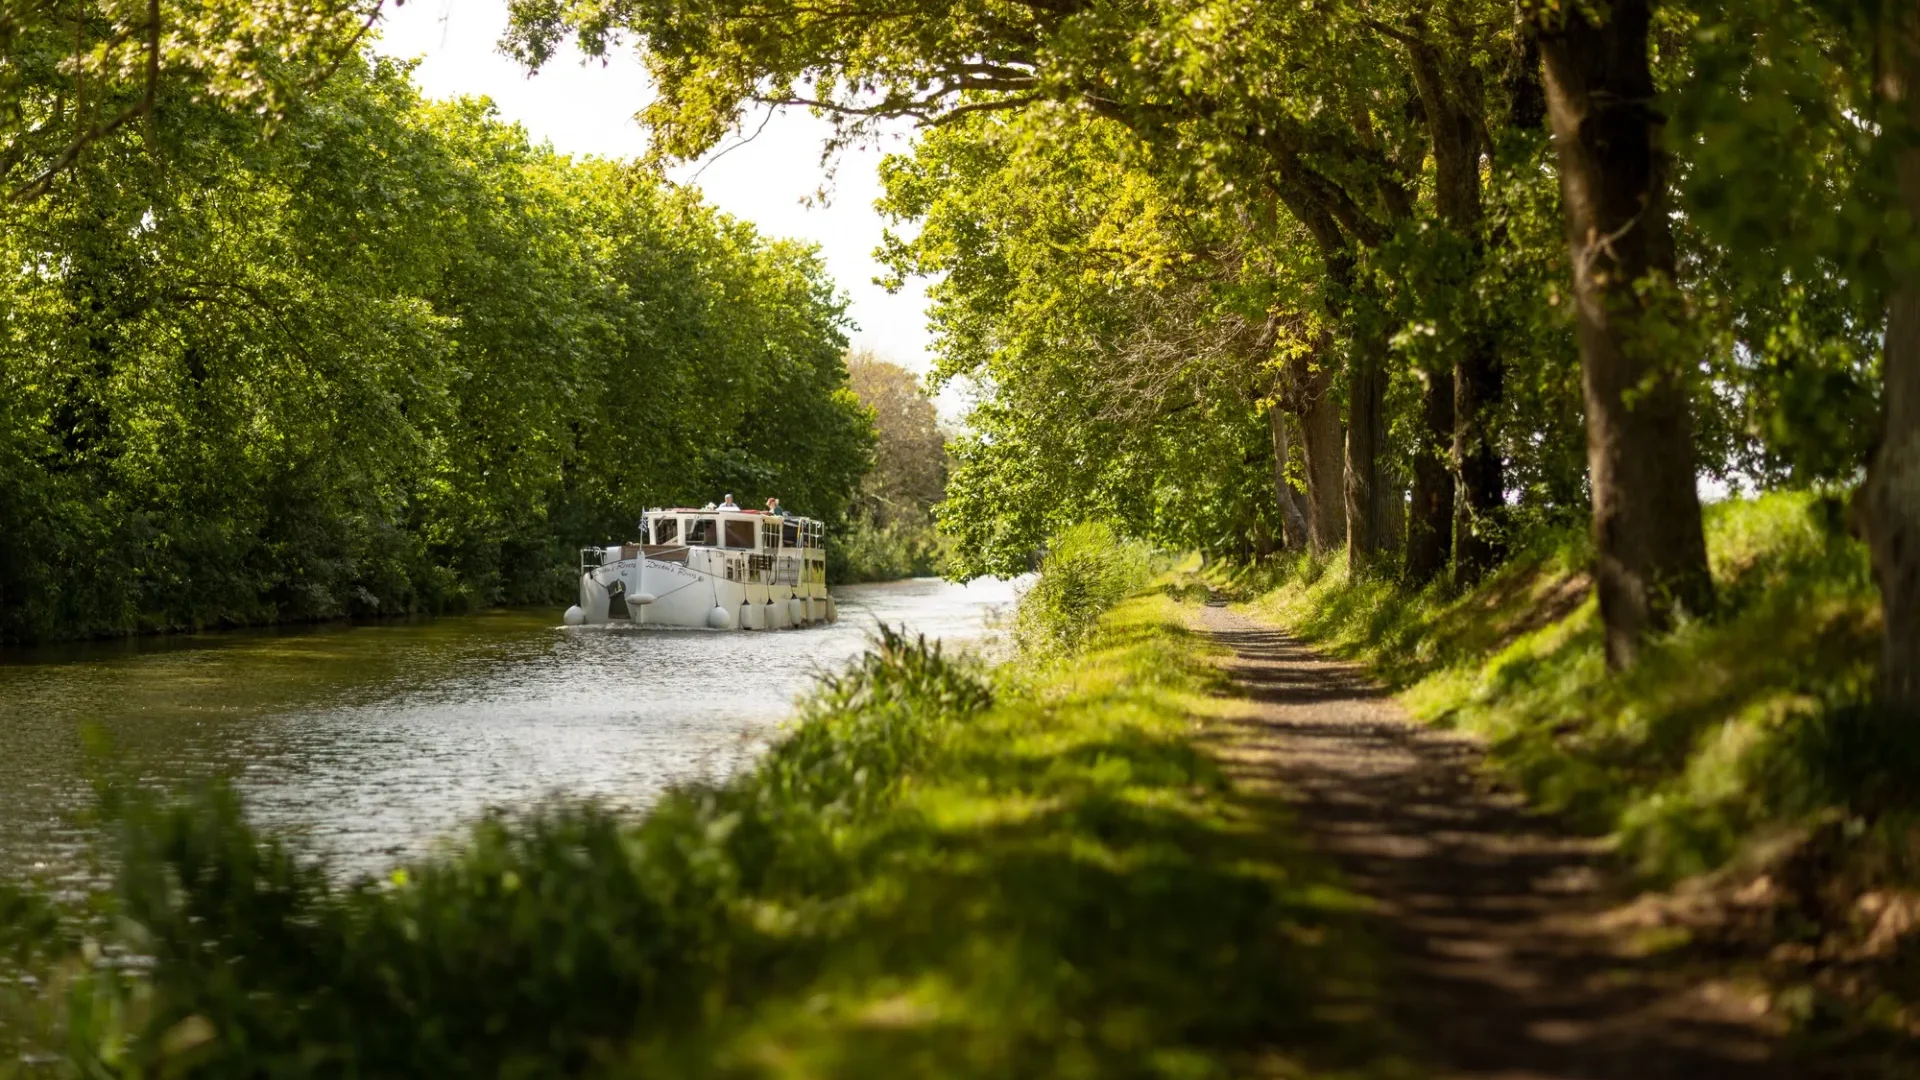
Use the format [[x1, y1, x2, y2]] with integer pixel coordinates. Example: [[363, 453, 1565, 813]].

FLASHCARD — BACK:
[[563, 507, 837, 630]]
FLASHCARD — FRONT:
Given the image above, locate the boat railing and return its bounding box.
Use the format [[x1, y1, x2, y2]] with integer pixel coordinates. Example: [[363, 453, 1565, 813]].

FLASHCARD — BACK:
[[582, 541, 813, 583], [579, 547, 607, 577]]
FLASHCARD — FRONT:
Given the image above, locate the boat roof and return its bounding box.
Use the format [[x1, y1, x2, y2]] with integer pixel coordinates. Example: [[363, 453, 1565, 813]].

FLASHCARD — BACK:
[[646, 507, 822, 525]]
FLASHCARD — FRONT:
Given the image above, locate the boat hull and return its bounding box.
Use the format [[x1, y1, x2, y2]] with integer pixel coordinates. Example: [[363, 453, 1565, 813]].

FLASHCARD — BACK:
[[575, 555, 836, 630]]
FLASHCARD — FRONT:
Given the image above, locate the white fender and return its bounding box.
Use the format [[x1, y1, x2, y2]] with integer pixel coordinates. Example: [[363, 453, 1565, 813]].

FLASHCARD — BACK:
[[629, 592, 656, 606], [788, 597, 806, 626], [825, 596, 837, 623], [563, 605, 585, 626], [707, 605, 733, 630]]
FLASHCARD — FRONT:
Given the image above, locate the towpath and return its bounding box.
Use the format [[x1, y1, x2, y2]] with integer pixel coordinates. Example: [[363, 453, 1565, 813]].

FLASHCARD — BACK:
[[1193, 603, 1792, 1080]]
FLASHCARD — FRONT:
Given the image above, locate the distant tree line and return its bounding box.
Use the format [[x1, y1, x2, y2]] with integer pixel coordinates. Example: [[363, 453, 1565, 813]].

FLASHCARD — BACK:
[[511, 0, 1919, 713], [0, 2, 872, 644], [838, 350, 948, 580]]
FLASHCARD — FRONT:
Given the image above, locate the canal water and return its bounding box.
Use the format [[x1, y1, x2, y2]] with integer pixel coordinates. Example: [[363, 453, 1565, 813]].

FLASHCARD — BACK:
[[0, 577, 1021, 882]]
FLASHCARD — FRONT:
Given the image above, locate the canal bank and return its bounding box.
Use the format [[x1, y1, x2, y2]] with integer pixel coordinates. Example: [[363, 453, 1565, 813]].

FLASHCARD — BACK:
[[2, 530, 1867, 1078], [0, 569, 1411, 1079]]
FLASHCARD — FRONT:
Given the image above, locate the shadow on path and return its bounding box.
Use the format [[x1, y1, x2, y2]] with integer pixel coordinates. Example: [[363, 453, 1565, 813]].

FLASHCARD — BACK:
[[1197, 605, 1788, 1080]]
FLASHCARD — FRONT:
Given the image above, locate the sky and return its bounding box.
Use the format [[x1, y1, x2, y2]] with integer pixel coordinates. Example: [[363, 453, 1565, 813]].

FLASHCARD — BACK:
[[371, 0, 937, 380]]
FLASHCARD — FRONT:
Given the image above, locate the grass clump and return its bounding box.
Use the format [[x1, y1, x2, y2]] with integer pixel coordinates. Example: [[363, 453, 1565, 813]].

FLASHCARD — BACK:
[[3, 544, 1401, 1079]]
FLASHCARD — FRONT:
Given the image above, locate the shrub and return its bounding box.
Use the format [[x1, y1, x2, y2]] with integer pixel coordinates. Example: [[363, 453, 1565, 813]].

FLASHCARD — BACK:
[[1011, 523, 1156, 658]]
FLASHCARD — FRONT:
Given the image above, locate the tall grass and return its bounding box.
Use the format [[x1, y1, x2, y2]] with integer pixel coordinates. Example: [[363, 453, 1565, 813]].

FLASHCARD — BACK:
[[3, 537, 1403, 1079]]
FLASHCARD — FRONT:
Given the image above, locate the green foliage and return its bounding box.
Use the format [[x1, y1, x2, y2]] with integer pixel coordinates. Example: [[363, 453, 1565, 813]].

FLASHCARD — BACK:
[[501, 0, 1916, 706], [0, 0, 385, 200], [0, 51, 873, 643], [1664, 1, 1893, 489], [882, 110, 1298, 575], [835, 515, 947, 583], [4, 601, 1405, 1079], [1012, 523, 1156, 658], [1245, 491, 1892, 884], [835, 352, 948, 582]]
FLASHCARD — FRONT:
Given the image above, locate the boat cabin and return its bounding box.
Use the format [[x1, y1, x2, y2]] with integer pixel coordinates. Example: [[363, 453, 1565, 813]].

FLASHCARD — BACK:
[[641, 509, 823, 553], [597, 507, 827, 589]]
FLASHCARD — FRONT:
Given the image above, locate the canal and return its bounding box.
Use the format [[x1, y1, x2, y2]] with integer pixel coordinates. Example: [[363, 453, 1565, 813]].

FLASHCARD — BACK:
[[0, 577, 1020, 882]]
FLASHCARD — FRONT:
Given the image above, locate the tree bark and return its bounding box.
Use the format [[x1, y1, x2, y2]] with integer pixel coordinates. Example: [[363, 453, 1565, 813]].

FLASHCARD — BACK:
[[1345, 336, 1386, 573], [1269, 405, 1312, 550], [1293, 344, 1348, 555], [1378, 466, 1407, 555], [1405, 367, 1455, 585], [1862, 16, 1920, 712], [1537, 0, 1713, 669], [1454, 330, 1506, 589], [1320, 245, 1385, 575], [1404, 30, 1507, 589], [1266, 152, 1410, 574], [1866, 289, 1920, 712]]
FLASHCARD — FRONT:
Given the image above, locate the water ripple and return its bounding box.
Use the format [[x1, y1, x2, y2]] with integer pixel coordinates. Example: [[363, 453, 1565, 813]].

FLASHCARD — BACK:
[[0, 577, 1021, 877]]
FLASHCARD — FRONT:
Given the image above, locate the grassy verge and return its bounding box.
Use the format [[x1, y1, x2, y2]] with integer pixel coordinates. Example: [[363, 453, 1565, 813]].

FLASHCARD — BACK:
[[1225, 490, 1919, 1052], [3, 535, 1402, 1078]]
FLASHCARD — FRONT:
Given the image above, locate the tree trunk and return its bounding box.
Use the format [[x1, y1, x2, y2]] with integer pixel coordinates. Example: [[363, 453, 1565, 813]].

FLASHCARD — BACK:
[[1405, 32, 1506, 589], [1269, 405, 1312, 550], [1537, 0, 1713, 669], [1378, 466, 1407, 555], [1454, 331, 1506, 589], [1266, 200, 1392, 567], [1251, 516, 1275, 560], [1866, 287, 1920, 711], [1296, 348, 1348, 555], [1405, 367, 1455, 585], [1345, 339, 1385, 573], [1862, 17, 1920, 712]]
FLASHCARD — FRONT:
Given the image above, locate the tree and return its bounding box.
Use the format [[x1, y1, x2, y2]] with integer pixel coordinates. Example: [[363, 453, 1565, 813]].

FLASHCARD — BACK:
[[0, 45, 874, 642], [0, 0, 389, 201], [1870, 5, 1920, 713], [878, 108, 1293, 572], [846, 350, 946, 527], [499, 0, 1910, 703], [501, 0, 1474, 574], [1532, 0, 1713, 668]]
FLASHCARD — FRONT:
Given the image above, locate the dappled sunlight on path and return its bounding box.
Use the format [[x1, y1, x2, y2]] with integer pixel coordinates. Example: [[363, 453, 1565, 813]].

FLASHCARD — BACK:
[[1196, 603, 1791, 1080]]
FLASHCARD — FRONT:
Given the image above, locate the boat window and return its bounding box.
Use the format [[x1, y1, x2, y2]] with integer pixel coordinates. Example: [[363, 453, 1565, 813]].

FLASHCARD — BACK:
[[761, 521, 779, 549], [686, 517, 717, 546], [724, 519, 756, 549], [653, 517, 678, 545], [781, 521, 799, 547]]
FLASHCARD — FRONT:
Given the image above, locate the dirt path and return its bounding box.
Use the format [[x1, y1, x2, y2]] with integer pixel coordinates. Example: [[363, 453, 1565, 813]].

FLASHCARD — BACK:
[[1194, 603, 1790, 1080]]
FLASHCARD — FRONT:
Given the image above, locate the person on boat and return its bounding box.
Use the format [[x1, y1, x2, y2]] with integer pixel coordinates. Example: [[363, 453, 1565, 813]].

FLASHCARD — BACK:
[[765, 497, 789, 517], [719, 494, 740, 511]]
